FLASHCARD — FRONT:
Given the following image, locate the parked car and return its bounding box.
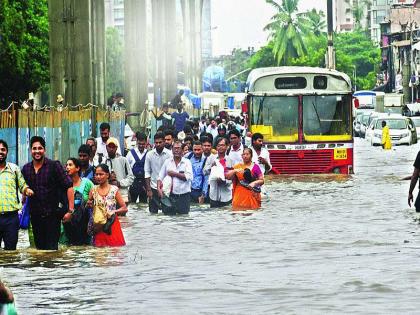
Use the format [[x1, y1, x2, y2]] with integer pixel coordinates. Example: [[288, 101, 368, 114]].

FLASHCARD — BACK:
[[353, 112, 363, 137], [359, 112, 373, 138], [410, 116, 420, 138], [365, 113, 402, 143], [371, 116, 418, 146]]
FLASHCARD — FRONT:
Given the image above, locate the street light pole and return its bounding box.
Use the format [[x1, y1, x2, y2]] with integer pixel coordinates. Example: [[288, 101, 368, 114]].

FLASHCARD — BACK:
[[353, 66, 357, 91]]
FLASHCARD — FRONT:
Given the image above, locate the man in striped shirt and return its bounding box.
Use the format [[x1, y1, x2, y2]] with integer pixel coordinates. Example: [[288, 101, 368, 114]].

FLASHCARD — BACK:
[[0, 140, 34, 250]]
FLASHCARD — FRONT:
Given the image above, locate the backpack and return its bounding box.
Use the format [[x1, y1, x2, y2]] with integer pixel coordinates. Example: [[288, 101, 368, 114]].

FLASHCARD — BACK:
[[130, 149, 148, 178]]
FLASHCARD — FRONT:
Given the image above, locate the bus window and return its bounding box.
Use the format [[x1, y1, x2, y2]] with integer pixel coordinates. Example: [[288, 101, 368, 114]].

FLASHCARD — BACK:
[[303, 95, 351, 140], [251, 96, 298, 137]]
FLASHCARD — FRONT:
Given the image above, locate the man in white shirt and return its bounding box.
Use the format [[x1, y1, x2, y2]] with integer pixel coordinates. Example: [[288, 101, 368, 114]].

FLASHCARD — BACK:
[[144, 132, 173, 213], [126, 132, 149, 203], [209, 137, 233, 208], [227, 129, 244, 166], [250, 132, 272, 174], [95, 122, 122, 160], [158, 141, 193, 215], [104, 137, 134, 203], [206, 119, 218, 139]]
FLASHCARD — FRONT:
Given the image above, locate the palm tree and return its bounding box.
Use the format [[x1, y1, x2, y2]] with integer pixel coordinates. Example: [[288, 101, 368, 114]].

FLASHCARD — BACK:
[[304, 9, 327, 37], [264, 0, 308, 65]]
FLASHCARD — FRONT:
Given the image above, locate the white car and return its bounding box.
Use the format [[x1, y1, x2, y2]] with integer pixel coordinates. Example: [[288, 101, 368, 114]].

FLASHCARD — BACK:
[[365, 113, 402, 142], [359, 113, 373, 138], [371, 117, 418, 146], [410, 116, 420, 138], [353, 112, 364, 137]]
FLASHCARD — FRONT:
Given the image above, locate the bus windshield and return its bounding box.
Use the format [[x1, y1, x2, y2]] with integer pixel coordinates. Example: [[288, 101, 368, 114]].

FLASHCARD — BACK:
[[250, 95, 298, 142], [249, 94, 352, 142], [303, 95, 352, 141]]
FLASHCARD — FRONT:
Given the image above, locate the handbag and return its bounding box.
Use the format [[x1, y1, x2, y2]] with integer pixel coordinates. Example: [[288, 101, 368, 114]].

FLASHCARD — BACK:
[[19, 199, 30, 229], [92, 187, 107, 234]]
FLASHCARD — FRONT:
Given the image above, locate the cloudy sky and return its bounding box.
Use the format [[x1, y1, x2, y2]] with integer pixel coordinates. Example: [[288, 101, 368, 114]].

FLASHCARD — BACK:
[[211, 0, 326, 55]]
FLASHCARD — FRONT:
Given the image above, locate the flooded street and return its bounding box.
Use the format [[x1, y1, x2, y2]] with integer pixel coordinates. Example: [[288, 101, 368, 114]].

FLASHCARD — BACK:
[[3, 138, 420, 314]]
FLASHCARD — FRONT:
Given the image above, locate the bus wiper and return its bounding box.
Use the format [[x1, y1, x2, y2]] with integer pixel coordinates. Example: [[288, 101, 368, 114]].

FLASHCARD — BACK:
[[311, 97, 322, 128], [257, 94, 266, 125]]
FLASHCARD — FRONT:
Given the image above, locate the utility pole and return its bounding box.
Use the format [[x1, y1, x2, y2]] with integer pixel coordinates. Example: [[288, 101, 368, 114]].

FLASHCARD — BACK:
[[326, 0, 336, 70]]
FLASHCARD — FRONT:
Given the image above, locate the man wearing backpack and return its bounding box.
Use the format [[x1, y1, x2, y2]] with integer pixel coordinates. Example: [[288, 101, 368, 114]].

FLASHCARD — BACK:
[[0, 140, 34, 250], [126, 132, 148, 203], [21, 136, 73, 250]]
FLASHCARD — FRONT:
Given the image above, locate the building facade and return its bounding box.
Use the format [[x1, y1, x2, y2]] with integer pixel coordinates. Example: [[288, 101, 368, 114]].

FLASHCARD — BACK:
[[105, 0, 125, 37], [379, 0, 420, 103]]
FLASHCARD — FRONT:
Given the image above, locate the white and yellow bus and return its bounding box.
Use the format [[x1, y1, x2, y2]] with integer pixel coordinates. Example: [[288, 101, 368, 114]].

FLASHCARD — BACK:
[[246, 67, 354, 174]]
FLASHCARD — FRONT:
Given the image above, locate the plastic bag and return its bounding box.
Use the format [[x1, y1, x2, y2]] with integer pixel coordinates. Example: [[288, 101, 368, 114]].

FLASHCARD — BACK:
[[18, 199, 30, 229], [209, 162, 225, 181]]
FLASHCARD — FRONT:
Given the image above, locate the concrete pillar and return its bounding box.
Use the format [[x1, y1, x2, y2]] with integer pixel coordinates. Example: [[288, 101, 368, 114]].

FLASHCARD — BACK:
[[48, 0, 66, 106], [49, 0, 104, 107], [164, 0, 178, 103], [151, 0, 177, 105], [124, 0, 148, 129], [181, 0, 203, 95], [91, 0, 106, 107]]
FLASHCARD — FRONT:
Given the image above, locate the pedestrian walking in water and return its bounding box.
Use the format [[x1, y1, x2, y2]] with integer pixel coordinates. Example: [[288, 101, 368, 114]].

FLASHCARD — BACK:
[[89, 164, 127, 247], [251, 133, 272, 175], [95, 122, 122, 159], [144, 132, 172, 213], [408, 150, 420, 212], [21, 136, 74, 250], [158, 141, 193, 215], [226, 148, 264, 210], [78, 144, 95, 181], [104, 137, 134, 204], [381, 120, 392, 150], [61, 158, 93, 245], [209, 137, 233, 208], [0, 140, 34, 250], [126, 132, 149, 203]]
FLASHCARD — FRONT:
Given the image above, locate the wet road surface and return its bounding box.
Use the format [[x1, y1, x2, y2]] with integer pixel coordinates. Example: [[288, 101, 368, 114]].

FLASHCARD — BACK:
[[2, 138, 420, 314]]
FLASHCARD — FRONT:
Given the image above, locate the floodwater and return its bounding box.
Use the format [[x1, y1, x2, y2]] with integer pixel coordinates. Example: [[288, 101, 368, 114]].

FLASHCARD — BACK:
[[2, 138, 420, 314]]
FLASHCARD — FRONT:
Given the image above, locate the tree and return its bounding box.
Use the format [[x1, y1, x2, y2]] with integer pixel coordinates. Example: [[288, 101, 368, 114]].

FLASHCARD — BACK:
[[220, 48, 253, 83], [264, 0, 308, 65], [290, 35, 327, 67], [303, 9, 327, 37], [249, 31, 380, 90], [248, 42, 277, 69], [0, 0, 49, 108], [105, 27, 124, 101], [335, 30, 380, 90]]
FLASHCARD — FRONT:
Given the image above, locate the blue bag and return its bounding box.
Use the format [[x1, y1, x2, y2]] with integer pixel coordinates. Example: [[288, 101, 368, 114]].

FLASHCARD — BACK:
[[19, 199, 30, 230]]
